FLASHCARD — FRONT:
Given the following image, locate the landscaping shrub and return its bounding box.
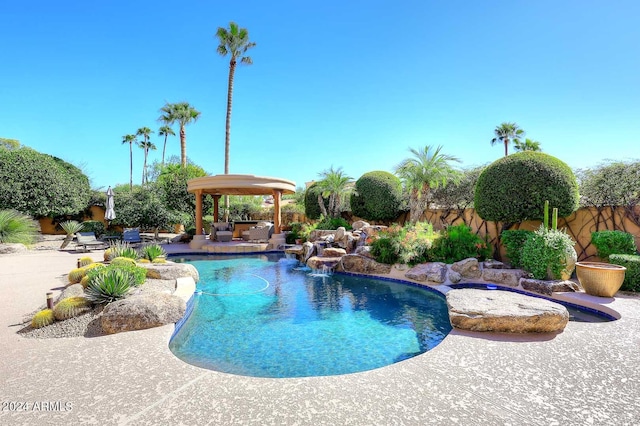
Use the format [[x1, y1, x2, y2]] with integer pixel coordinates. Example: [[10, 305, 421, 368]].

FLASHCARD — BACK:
[[304, 183, 329, 220], [139, 243, 166, 261], [591, 230, 637, 260], [286, 222, 303, 244], [0, 147, 91, 217], [81, 220, 105, 238], [521, 226, 576, 280], [53, 297, 91, 320], [31, 309, 55, 329], [370, 222, 438, 265], [474, 152, 579, 224], [315, 216, 351, 230], [501, 230, 534, 268], [350, 171, 402, 222], [108, 240, 138, 260], [151, 258, 167, 264], [85, 268, 134, 304], [609, 254, 640, 292], [86, 262, 146, 287], [430, 224, 490, 264], [0, 209, 38, 245], [78, 257, 94, 267], [111, 257, 137, 267]]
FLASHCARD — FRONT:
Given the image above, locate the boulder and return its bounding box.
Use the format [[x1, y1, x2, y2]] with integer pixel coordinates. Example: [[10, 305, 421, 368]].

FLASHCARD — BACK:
[[322, 247, 346, 258], [483, 259, 506, 269], [55, 284, 85, 303], [451, 258, 481, 279], [307, 256, 342, 271], [482, 269, 525, 287], [334, 227, 346, 241], [446, 289, 569, 333], [336, 254, 392, 274], [520, 278, 580, 296], [405, 263, 447, 283], [285, 245, 304, 256], [138, 262, 199, 282], [101, 293, 186, 334], [448, 270, 462, 283], [0, 243, 28, 254], [355, 246, 375, 259], [351, 221, 370, 231], [303, 241, 316, 262]]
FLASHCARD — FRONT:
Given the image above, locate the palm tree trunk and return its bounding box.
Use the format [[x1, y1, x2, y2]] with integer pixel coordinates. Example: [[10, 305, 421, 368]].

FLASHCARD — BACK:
[[162, 134, 168, 166], [142, 149, 148, 185], [317, 194, 328, 217], [129, 143, 133, 190], [180, 124, 186, 168], [504, 137, 509, 157], [223, 60, 236, 223]]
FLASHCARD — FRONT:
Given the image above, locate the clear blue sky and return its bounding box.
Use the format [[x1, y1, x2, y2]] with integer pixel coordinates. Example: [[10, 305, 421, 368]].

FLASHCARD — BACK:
[[2, 1, 639, 191]]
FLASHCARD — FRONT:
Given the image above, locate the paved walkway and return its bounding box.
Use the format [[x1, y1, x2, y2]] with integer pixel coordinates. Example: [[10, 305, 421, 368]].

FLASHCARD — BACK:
[[1, 248, 639, 425]]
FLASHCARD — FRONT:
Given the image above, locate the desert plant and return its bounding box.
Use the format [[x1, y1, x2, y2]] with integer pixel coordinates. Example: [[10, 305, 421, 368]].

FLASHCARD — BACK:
[[68, 267, 87, 284], [146, 269, 162, 279], [78, 257, 94, 267], [31, 309, 55, 329], [369, 222, 438, 265], [521, 225, 576, 280], [137, 258, 151, 263], [85, 268, 134, 304], [474, 152, 579, 226], [111, 257, 137, 267], [609, 254, 640, 292], [107, 240, 138, 260], [60, 220, 84, 249], [0, 210, 38, 245], [139, 243, 166, 261], [53, 297, 91, 320], [151, 258, 167, 264], [350, 171, 403, 222], [501, 230, 534, 268], [103, 248, 114, 261], [80, 275, 90, 288], [591, 231, 637, 261], [430, 224, 491, 264]]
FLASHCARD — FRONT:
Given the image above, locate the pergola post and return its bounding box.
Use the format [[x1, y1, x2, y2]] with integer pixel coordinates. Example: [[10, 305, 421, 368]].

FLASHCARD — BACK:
[[195, 189, 203, 234], [213, 195, 221, 223], [273, 189, 282, 234]]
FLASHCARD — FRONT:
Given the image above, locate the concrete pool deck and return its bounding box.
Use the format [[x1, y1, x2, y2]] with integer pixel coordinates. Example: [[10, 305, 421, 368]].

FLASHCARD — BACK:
[[1, 248, 639, 425]]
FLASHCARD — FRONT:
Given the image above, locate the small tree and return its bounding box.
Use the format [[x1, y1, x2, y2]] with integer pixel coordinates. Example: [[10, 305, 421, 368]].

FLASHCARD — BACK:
[[112, 186, 174, 234], [315, 166, 352, 218], [350, 171, 402, 222], [304, 183, 329, 220]]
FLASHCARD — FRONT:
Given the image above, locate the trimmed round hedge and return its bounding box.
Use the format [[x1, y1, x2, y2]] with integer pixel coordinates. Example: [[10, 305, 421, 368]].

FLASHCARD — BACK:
[[304, 182, 329, 220], [474, 152, 579, 223], [350, 171, 402, 221]]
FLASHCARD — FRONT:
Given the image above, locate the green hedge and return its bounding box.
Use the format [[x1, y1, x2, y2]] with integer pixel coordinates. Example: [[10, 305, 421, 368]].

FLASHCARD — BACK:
[[501, 230, 533, 268], [350, 171, 402, 221], [591, 230, 637, 260], [609, 254, 640, 292], [474, 152, 579, 223]]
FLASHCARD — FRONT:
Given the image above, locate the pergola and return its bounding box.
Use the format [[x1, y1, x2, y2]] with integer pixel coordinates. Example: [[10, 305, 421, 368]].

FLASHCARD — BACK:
[[187, 174, 296, 236]]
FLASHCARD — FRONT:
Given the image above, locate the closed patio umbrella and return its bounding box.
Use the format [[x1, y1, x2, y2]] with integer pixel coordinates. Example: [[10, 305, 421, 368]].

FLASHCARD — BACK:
[[105, 186, 116, 221]]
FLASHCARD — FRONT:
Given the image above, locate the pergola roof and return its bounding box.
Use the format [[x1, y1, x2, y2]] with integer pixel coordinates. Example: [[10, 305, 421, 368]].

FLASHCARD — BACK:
[[187, 174, 296, 196]]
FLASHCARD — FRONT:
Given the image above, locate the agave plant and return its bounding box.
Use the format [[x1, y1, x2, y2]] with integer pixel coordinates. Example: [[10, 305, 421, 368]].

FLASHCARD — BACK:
[[0, 209, 38, 245], [107, 240, 138, 260], [139, 243, 166, 261], [85, 268, 134, 304], [60, 220, 84, 249]]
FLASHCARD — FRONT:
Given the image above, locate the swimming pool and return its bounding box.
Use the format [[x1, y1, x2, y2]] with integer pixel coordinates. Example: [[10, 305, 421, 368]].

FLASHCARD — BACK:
[[169, 254, 452, 378]]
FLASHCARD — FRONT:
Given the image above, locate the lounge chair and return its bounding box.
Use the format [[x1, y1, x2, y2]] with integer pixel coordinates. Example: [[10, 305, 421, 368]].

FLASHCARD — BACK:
[[75, 232, 107, 251], [211, 222, 233, 242], [243, 222, 273, 242], [123, 228, 142, 246]]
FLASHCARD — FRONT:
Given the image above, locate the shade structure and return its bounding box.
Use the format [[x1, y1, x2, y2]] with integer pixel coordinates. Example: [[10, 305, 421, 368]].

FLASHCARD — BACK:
[[187, 174, 296, 237], [105, 186, 116, 221]]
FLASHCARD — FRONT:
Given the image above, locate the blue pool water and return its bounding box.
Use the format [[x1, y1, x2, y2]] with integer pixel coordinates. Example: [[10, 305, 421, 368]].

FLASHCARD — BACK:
[[169, 254, 452, 378]]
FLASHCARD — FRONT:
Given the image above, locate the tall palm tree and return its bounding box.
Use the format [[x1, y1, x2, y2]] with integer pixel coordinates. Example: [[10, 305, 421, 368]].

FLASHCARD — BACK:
[[514, 138, 542, 152], [121, 134, 137, 190], [157, 125, 175, 166], [215, 21, 256, 175], [394, 145, 461, 223], [491, 122, 525, 157], [138, 140, 157, 184], [158, 102, 201, 168], [316, 166, 352, 218]]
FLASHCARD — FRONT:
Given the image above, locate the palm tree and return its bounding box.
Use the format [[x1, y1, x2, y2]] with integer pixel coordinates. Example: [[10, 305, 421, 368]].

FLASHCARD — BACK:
[[158, 102, 201, 168], [157, 125, 175, 166], [316, 166, 352, 218], [514, 138, 542, 152], [394, 145, 461, 223], [491, 122, 525, 157], [121, 134, 137, 190], [138, 140, 157, 184], [215, 21, 256, 175]]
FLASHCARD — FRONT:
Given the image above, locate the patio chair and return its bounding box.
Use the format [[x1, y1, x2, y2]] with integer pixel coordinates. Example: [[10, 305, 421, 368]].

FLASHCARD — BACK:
[[75, 232, 107, 252], [211, 222, 233, 242], [246, 222, 274, 243], [123, 228, 142, 246]]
